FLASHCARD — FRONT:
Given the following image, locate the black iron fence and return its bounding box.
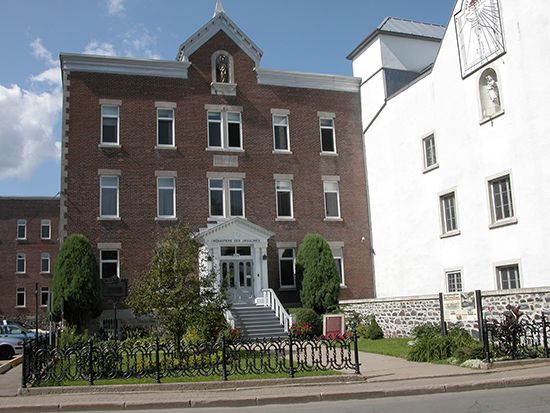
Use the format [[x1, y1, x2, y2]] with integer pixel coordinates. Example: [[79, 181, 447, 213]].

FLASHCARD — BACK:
[[482, 312, 550, 361], [22, 333, 360, 387]]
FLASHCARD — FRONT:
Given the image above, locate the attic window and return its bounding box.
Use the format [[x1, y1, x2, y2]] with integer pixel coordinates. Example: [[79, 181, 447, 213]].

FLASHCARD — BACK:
[[211, 51, 236, 96]]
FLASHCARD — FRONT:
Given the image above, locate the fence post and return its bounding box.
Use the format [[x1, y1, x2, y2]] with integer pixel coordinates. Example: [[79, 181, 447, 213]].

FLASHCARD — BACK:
[[482, 318, 491, 363], [475, 290, 484, 342], [288, 332, 295, 378], [155, 337, 161, 384], [542, 312, 549, 359], [438, 293, 448, 336], [353, 329, 361, 375], [221, 336, 228, 381], [88, 338, 94, 386]]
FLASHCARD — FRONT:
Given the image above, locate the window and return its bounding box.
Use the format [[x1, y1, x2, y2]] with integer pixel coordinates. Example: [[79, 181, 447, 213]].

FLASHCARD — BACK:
[[209, 177, 245, 219], [320, 117, 336, 153], [497, 264, 520, 290], [488, 174, 515, 226], [41, 219, 51, 240], [332, 248, 345, 286], [323, 180, 341, 219], [157, 108, 175, 146], [40, 287, 49, 307], [16, 253, 26, 273], [423, 134, 438, 171], [100, 175, 119, 218], [275, 180, 293, 218], [278, 248, 296, 288], [207, 110, 242, 150], [17, 219, 26, 240], [16, 288, 26, 308], [446, 271, 462, 292], [440, 191, 459, 235], [101, 105, 119, 145], [273, 115, 290, 151], [157, 177, 176, 218], [41, 253, 50, 273], [100, 250, 119, 279], [221, 246, 251, 256]]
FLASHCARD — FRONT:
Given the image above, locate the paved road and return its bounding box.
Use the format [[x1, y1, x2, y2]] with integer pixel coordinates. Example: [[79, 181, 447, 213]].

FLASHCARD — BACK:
[[76, 383, 550, 413]]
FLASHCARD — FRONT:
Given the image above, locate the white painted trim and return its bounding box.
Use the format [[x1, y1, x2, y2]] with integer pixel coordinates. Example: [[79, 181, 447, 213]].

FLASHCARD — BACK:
[[100, 99, 122, 106], [321, 175, 340, 182], [276, 241, 297, 248], [97, 242, 122, 250], [271, 108, 290, 115], [256, 68, 361, 93], [444, 267, 463, 293], [155, 170, 177, 178], [318, 111, 336, 118], [438, 187, 460, 237], [207, 172, 246, 179], [61, 53, 190, 79], [485, 170, 517, 228], [494, 259, 523, 290], [273, 174, 294, 181], [155, 101, 177, 108], [98, 169, 121, 176]]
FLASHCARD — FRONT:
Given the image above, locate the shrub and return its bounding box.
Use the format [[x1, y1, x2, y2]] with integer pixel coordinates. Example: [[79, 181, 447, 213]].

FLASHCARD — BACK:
[[183, 328, 206, 346], [58, 325, 89, 349], [365, 316, 384, 340], [293, 308, 322, 336], [408, 326, 479, 363], [290, 322, 315, 340], [296, 234, 340, 314], [222, 328, 242, 343], [412, 323, 441, 338]]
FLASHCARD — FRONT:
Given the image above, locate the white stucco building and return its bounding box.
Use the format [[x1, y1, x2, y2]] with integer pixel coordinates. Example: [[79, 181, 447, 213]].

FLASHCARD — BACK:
[[349, 0, 550, 298]]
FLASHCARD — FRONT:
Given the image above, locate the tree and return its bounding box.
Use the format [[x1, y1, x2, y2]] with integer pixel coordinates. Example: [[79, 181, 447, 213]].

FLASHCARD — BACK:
[[51, 234, 102, 331], [126, 224, 228, 339], [296, 233, 340, 314]]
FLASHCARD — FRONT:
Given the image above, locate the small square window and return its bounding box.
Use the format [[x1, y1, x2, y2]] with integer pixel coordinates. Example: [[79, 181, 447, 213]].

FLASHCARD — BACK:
[[101, 105, 119, 145], [17, 219, 27, 240], [497, 264, 520, 290], [446, 271, 462, 292], [423, 134, 438, 171], [320, 118, 336, 153], [157, 108, 175, 146], [16, 253, 26, 273], [41, 219, 51, 240], [41, 287, 49, 307], [488, 174, 515, 226], [16, 287, 26, 308], [100, 250, 119, 279]]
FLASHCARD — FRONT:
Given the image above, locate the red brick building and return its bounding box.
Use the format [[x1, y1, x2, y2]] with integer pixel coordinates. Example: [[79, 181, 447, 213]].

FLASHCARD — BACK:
[[59, 8, 374, 323], [0, 197, 59, 322]]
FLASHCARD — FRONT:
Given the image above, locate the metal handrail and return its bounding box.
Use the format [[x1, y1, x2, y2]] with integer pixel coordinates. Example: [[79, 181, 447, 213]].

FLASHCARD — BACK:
[[261, 288, 292, 332]]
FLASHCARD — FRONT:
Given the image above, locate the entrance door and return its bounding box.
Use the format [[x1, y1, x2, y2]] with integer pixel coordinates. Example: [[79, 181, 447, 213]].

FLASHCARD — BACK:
[[221, 260, 254, 303]]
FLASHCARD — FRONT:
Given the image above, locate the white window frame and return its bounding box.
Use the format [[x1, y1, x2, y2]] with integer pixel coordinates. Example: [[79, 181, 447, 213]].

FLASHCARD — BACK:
[[487, 172, 517, 228], [208, 174, 246, 219], [319, 113, 337, 155], [206, 105, 243, 151], [275, 179, 294, 220], [100, 249, 120, 279], [157, 177, 176, 219], [330, 245, 345, 286], [445, 269, 463, 292], [156, 107, 176, 148], [495, 261, 521, 290], [323, 177, 341, 220], [15, 287, 26, 308], [41, 219, 51, 240], [40, 253, 51, 274], [272, 111, 291, 153], [439, 189, 460, 238], [100, 104, 120, 145], [16, 253, 26, 274], [17, 219, 27, 240], [422, 133, 438, 173], [40, 287, 49, 307], [99, 175, 120, 219], [278, 248, 296, 289]]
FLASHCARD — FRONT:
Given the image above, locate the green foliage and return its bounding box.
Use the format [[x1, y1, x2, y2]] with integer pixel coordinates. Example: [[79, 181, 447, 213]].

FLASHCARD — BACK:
[[365, 316, 384, 340], [296, 234, 340, 314], [126, 224, 228, 340], [411, 323, 441, 338], [290, 322, 315, 339], [51, 234, 102, 331], [293, 308, 322, 336], [408, 325, 479, 363], [58, 325, 89, 349]]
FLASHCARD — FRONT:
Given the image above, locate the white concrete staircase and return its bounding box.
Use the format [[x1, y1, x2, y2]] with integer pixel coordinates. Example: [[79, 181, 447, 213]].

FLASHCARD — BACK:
[[231, 303, 287, 340]]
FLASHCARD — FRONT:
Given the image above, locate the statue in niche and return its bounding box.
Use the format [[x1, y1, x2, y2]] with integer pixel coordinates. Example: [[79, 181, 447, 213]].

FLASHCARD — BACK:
[[480, 69, 501, 118], [216, 54, 229, 83]]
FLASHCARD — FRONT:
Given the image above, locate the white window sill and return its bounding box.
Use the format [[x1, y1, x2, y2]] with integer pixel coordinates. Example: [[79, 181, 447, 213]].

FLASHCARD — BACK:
[[272, 150, 292, 155], [97, 217, 121, 221], [41, 238, 52, 241], [423, 163, 439, 174], [155, 145, 177, 151], [16, 238, 27, 242], [324, 217, 343, 222], [276, 217, 295, 222], [40, 272, 51, 275], [40, 305, 48, 308], [155, 217, 178, 222], [320, 152, 338, 157], [15, 306, 26, 309], [489, 217, 518, 229], [206, 148, 244, 153], [98, 143, 121, 149], [440, 230, 461, 239], [279, 286, 297, 291], [480, 110, 505, 125], [15, 272, 26, 275]]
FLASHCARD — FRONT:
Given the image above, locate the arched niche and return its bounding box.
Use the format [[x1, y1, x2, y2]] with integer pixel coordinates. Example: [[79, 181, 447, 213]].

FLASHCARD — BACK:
[[211, 51, 237, 96], [479, 67, 503, 121]]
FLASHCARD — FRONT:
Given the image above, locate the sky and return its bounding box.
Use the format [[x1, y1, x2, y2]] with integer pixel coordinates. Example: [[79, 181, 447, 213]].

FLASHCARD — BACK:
[[0, 0, 455, 197]]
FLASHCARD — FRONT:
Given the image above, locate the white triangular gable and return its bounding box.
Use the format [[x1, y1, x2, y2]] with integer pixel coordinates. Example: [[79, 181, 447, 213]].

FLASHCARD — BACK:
[[176, 12, 263, 65], [197, 217, 274, 247]]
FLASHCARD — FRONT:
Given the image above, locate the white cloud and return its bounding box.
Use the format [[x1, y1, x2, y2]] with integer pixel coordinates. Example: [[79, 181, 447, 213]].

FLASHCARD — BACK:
[[0, 39, 62, 180], [107, 0, 124, 16], [122, 25, 161, 59], [84, 40, 117, 56]]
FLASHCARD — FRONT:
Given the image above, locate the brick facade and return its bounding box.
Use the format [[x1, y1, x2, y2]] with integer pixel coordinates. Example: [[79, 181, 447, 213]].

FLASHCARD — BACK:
[[62, 27, 374, 313], [0, 198, 59, 322]]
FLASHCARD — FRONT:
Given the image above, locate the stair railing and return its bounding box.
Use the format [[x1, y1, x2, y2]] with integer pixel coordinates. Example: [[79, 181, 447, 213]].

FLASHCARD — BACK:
[[262, 289, 292, 332]]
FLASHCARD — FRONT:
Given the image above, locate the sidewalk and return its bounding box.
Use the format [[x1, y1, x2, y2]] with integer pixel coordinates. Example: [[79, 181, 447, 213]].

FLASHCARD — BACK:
[[1, 353, 549, 412]]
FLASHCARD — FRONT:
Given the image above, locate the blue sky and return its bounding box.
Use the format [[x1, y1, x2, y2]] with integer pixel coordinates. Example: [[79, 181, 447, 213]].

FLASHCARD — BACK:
[[0, 0, 455, 197]]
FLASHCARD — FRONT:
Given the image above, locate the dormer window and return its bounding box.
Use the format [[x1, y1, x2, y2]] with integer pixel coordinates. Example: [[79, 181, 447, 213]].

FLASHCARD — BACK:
[[211, 51, 236, 96]]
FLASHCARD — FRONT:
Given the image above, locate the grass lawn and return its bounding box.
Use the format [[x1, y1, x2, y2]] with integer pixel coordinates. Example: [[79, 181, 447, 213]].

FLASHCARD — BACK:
[[357, 338, 411, 359]]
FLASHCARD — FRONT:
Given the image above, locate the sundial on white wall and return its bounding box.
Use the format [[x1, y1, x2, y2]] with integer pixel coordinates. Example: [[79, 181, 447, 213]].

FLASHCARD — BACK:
[[455, 0, 506, 78]]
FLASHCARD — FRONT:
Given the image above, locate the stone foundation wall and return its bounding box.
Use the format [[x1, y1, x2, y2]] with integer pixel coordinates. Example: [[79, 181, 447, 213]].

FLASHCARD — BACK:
[[341, 287, 550, 338]]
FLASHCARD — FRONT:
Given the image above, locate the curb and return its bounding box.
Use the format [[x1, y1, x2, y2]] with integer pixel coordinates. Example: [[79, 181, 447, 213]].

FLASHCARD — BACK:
[[481, 358, 550, 370], [0, 355, 22, 375], [18, 374, 366, 396], [3, 374, 550, 412]]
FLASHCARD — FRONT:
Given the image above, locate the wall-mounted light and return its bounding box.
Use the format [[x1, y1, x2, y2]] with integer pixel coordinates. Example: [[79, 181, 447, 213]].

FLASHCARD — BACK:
[[262, 254, 268, 260]]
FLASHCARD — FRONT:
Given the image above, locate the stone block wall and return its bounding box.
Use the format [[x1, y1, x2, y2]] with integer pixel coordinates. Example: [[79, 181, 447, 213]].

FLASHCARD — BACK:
[[341, 287, 550, 338]]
